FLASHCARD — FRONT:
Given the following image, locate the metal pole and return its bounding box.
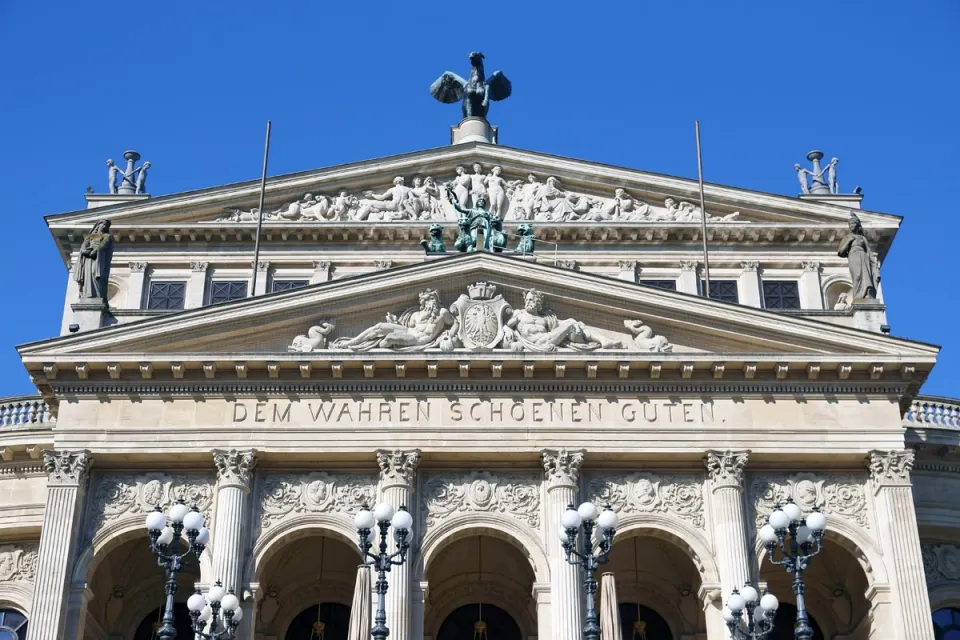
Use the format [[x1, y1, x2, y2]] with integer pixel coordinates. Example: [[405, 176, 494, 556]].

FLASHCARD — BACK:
[[250, 121, 272, 298], [695, 121, 711, 298]]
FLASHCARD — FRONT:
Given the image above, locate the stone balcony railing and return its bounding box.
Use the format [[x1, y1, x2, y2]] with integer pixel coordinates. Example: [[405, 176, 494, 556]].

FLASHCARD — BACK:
[[903, 395, 960, 431], [0, 394, 56, 427]]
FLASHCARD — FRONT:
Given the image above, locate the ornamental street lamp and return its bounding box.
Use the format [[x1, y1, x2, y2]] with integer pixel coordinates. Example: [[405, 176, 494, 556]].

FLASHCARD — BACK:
[[354, 503, 414, 640], [145, 499, 210, 640], [187, 580, 242, 639], [559, 502, 618, 640], [722, 584, 779, 639], [759, 497, 827, 640]]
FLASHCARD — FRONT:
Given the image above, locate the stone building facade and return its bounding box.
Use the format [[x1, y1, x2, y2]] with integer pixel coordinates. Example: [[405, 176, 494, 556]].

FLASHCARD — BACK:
[[0, 123, 957, 640]]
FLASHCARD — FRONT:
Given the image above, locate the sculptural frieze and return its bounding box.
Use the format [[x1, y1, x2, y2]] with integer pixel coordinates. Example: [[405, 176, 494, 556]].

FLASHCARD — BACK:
[[257, 472, 377, 532], [430, 52, 512, 120], [422, 472, 540, 528], [584, 472, 705, 529], [0, 544, 38, 583], [309, 283, 671, 353], [74, 220, 114, 301], [922, 542, 960, 585], [749, 472, 869, 530]]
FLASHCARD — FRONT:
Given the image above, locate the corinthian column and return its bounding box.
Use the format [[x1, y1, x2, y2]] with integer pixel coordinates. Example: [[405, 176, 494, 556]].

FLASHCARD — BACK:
[[869, 450, 934, 640], [704, 450, 751, 595], [29, 450, 92, 640], [211, 449, 257, 597], [542, 448, 585, 640], [377, 449, 420, 640]]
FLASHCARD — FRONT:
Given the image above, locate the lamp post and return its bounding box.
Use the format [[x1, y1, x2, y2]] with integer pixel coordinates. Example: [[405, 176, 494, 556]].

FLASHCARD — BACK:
[[759, 497, 827, 640], [354, 502, 413, 640], [145, 499, 210, 640], [559, 502, 618, 640], [187, 580, 241, 639], [722, 584, 779, 639]]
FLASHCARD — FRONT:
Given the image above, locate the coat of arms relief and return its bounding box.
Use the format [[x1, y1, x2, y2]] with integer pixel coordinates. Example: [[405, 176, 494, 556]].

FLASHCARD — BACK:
[[289, 283, 671, 353]]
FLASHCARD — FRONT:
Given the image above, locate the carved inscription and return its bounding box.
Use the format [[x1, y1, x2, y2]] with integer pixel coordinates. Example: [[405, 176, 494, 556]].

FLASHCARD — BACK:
[[422, 472, 540, 528], [231, 398, 716, 427]]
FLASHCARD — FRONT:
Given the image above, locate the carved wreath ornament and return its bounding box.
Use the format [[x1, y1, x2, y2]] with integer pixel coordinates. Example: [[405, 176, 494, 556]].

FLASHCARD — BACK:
[[422, 472, 540, 527]]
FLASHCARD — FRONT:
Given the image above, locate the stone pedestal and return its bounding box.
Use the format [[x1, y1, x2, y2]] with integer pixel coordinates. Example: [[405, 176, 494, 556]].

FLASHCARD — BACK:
[[28, 450, 92, 640], [704, 451, 751, 594], [542, 449, 585, 640], [869, 451, 935, 640], [798, 193, 863, 209], [71, 300, 110, 332], [84, 193, 150, 209], [377, 449, 421, 640], [852, 301, 887, 333], [450, 117, 498, 144], [211, 449, 257, 636]]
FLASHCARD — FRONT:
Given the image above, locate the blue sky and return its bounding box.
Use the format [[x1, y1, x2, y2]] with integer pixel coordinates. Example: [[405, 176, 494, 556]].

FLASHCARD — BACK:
[[0, 1, 957, 396]]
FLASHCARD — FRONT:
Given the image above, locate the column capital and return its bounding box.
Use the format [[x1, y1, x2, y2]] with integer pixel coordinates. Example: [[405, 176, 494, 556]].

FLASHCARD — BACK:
[[740, 261, 760, 273], [42, 450, 92, 487], [190, 261, 209, 272], [212, 448, 257, 490], [802, 260, 822, 273], [377, 449, 421, 489], [868, 449, 914, 489], [704, 449, 749, 490], [128, 261, 148, 273], [679, 260, 699, 272], [541, 448, 584, 490]]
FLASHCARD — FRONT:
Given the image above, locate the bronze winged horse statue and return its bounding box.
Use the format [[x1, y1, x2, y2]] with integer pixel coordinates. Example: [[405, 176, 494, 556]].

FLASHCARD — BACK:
[[430, 52, 512, 120]]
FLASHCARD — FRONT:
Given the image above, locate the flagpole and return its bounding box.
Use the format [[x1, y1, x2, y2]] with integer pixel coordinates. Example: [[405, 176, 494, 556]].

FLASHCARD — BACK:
[[695, 120, 711, 298], [251, 120, 272, 298]]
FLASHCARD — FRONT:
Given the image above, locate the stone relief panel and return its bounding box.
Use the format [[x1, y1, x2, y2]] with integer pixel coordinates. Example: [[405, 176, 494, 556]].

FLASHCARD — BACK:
[[922, 542, 960, 586], [0, 543, 37, 583], [421, 471, 541, 528], [748, 472, 870, 531], [84, 473, 215, 544], [208, 166, 749, 225], [583, 471, 705, 530], [256, 472, 377, 534]]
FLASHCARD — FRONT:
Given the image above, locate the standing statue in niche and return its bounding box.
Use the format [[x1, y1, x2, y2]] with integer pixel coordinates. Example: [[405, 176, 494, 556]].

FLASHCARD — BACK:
[[838, 213, 879, 300], [430, 52, 512, 120], [75, 220, 114, 300]]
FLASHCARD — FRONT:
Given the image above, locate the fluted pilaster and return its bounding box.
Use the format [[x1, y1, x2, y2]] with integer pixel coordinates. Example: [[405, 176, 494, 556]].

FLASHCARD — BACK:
[[211, 449, 257, 597], [542, 448, 585, 640], [29, 450, 92, 640], [869, 450, 934, 640], [704, 450, 751, 595], [377, 449, 420, 640]]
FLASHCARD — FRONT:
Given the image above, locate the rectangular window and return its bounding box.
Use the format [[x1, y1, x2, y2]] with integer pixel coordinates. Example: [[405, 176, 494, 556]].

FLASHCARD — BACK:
[[208, 281, 248, 304], [701, 280, 739, 303], [763, 281, 801, 309], [639, 280, 677, 292], [145, 281, 186, 310], [271, 280, 309, 293]]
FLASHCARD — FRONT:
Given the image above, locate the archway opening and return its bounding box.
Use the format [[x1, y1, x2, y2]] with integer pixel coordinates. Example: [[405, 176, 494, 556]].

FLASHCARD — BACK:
[[85, 533, 200, 638], [604, 531, 706, 638], [0, 609, 28, 640], [933, 607, 960, 639], [425, 534, 536, 639], [255, 532, 358, 638], [759, 538, 867, 639], [285, 602, 350, 640], [133, 603, 193, 640], [438, 603, 521, 640]]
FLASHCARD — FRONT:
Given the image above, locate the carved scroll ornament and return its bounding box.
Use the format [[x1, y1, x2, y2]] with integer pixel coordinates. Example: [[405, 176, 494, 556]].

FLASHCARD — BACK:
[[585, 472, 705, 529], [422, 471, 540, 527], [258, 472, 377, 531], [749, 472, 869, 530], [0, 544, 37, 582]]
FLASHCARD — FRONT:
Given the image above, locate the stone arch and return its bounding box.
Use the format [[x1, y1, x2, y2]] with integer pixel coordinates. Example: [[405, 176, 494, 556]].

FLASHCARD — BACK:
[[418, 513, 550, 584], [428, 573, 534, 640], [0, 584, 32, 616], [754, 518, 888, 586], [73, 516, 213, 585], [929, 585, 960, 613], [248, 513, 360, 583], [822, 275, 853, 310], [616, 513, 721, 585], [612, 575, 686, 640], [272, 574, 355, 638]]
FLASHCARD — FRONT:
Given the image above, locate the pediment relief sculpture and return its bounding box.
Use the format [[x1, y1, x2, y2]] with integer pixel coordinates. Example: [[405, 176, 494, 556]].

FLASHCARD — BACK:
[[293, 283, 672, 353], [209, 165, 748, 225]]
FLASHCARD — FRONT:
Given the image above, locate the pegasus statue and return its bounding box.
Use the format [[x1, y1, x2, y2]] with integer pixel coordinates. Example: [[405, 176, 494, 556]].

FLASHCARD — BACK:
[[430, 52, 512, 120]]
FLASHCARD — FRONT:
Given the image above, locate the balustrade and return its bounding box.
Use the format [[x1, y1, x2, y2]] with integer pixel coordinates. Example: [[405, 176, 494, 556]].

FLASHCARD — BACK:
[[0, 395, 55, 426], [903, 395, 960, 430]]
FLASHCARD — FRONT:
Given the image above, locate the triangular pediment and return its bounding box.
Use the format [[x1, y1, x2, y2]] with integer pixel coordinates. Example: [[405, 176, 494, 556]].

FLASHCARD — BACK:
[[47, 143, 900, 233], [19, 254, 937, 384]]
